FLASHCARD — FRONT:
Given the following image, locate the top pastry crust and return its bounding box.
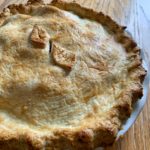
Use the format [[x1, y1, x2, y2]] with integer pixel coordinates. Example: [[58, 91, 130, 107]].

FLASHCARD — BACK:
[[0, 0, 146, 149]]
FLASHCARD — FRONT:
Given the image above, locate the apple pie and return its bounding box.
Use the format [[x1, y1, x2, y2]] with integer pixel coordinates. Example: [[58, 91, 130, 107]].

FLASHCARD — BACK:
[[0, 0, 146, 149]]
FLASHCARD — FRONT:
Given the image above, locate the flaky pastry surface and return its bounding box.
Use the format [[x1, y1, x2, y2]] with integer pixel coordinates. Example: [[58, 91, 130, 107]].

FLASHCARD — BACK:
[[0, 0, 146, 149]]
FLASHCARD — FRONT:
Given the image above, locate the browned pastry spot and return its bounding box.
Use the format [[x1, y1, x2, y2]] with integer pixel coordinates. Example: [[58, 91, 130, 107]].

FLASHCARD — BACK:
[[77, 129, 94, 143], [30, 24, 50, 48], [52, 43, 76, 70], [28, 0, 44, 4]]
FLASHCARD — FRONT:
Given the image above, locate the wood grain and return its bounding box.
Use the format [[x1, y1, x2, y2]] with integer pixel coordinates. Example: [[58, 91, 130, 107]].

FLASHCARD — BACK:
[[0, 0, 150, 150]]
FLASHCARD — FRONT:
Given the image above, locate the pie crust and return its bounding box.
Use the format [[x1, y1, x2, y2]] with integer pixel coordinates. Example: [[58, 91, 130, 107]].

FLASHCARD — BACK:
[[0, 0, 146, 149]]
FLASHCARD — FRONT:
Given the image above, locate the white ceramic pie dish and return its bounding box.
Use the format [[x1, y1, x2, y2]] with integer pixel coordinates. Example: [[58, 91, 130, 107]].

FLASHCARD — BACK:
[[96, 31, 150, 150], [117, 56, 149, 137]]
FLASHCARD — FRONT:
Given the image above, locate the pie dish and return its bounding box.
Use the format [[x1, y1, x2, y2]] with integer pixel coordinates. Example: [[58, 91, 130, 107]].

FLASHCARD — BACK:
[[0, 0, 146, 149]]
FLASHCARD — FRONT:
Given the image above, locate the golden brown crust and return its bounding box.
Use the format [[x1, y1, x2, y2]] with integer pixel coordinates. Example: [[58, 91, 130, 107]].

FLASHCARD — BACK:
[[31, 24, 50, 48], [51, 43, 76, 70], [0, 0, 146, 149]]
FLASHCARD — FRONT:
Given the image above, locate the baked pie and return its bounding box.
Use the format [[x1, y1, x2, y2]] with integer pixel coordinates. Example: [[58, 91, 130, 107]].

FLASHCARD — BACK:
[[0, 0, 146, 149]]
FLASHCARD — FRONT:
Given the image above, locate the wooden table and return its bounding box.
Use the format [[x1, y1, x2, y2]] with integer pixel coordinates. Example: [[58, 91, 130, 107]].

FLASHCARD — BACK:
[[0, 0, 150, 150]]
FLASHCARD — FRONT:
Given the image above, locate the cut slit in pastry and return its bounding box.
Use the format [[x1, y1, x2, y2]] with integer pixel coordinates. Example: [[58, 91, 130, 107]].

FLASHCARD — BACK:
[[0, 0, 146, 149]]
